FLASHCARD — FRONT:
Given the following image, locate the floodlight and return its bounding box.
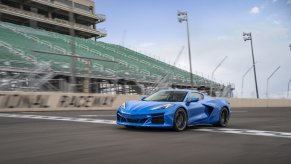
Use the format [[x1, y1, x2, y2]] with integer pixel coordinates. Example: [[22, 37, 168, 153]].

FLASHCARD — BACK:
[[243, 32, 249, 36], [178, 18, 185, 23], [177, 10, 193, 88], [243, 37, 250, 41], [177, 11, 187, 16], [242, 32, 259, 98]]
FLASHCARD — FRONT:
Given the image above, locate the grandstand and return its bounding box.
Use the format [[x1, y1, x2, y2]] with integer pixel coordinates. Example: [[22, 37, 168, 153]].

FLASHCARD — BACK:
[[0, 21, 228, 95], [0, 0, 233, 96]]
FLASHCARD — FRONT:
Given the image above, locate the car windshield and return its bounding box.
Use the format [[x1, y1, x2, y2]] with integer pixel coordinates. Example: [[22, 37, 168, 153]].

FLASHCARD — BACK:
[[144, 91, 188, 102]]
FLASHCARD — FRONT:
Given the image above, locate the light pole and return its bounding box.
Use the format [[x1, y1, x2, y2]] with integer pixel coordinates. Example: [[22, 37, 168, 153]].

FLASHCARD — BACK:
[[210, 56, 228, 96], [243, 32, 259, 99], [69, 0, 76, 92], [287, 79, 291, 98], [266, 66, 280, 98], [241, 65, 254, 98], [177, 11, 194, 88]]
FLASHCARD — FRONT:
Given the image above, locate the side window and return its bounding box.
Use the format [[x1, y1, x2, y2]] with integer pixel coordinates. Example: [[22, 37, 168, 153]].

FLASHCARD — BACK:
[[187, 92, 204, 101]]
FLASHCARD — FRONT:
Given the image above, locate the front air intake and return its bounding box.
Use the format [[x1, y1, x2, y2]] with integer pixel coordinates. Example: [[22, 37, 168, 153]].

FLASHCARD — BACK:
[[151, 114, 164, 124]]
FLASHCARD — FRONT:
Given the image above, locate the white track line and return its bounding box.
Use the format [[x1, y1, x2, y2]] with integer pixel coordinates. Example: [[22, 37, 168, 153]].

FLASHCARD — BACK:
[[1, 113, 291, 139], [0, 113, 115, 125], [79, 115, 116, 117], [195, 128, 291, 139]]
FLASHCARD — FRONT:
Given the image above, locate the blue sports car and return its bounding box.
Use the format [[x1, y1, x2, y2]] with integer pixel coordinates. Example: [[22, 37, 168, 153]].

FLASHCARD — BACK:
[[117, 89, 231, 131]]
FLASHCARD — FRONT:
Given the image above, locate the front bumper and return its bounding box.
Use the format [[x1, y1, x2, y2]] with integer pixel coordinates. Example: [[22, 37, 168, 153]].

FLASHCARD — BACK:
[[116, 110, 174, 128]]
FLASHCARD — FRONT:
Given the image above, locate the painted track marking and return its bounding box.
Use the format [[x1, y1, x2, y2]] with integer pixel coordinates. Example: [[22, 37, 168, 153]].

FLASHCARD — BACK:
[[1, 113, 291, 139], [195, 128, 291, 139], [0, 113, 115, 125], [79, 115, 116, 117]]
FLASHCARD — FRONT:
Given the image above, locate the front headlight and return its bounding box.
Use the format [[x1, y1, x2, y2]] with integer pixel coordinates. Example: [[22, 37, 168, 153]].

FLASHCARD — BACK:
[[151, 104, 175, 110], [120, 102, 126, 109]]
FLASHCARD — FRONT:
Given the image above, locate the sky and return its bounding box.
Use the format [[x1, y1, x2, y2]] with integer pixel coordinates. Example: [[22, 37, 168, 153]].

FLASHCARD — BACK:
[[93, 0, 291, 99]]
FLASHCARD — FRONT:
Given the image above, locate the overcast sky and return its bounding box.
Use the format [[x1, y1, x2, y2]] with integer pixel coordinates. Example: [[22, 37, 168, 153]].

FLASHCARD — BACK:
[[94, 0, 291, 99]]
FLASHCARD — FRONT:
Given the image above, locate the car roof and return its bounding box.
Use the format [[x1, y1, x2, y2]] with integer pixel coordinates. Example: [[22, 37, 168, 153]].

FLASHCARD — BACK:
[[159, 89, 210, 96], [159, 89, 199, 93], [154, 89, 211, 99]]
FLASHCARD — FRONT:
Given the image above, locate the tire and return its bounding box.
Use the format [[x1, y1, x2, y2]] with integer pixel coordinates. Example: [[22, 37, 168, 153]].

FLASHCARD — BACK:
[[215, 108, 229, 127], [173, 108, 187, 131]]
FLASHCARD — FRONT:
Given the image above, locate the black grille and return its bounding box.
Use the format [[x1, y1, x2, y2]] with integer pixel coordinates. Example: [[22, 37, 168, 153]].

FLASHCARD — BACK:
[[151, 114, 164, 124], [117, 112, 148, 124], [127, 118, 148, 123]]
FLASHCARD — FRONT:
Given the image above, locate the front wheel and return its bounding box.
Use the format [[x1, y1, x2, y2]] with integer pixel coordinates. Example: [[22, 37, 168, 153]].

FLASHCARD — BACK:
[[215, 108, 229, 127], [173, 108, 187, 131]]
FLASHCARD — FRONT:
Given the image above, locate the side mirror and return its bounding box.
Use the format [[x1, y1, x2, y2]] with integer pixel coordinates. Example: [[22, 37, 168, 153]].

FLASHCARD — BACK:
[[188, 97, 199, 103], [140, 96, 147, 101]]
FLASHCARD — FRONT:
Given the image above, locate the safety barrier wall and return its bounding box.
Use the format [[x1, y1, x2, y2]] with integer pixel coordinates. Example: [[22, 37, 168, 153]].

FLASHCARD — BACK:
[[228, 98, 291, 108], [0, 92, 290, 112], [0, 91, 139, 112]]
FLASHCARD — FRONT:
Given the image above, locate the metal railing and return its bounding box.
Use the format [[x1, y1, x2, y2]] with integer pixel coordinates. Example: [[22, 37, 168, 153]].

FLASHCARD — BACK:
[[0, 4, 106, 36]]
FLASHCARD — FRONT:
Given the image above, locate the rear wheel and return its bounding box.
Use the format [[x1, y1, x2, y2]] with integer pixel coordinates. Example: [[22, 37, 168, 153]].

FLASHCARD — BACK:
[[173, 108, 187, 131], [215, 108, 229, 127]]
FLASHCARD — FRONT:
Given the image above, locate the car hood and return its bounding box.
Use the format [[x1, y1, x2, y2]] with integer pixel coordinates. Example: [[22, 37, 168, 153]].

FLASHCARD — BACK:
[[121, 101, 177, 114]]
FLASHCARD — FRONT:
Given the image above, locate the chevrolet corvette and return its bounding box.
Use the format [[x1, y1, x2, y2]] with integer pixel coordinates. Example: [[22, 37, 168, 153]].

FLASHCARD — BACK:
[[117, 89, 231, 131]]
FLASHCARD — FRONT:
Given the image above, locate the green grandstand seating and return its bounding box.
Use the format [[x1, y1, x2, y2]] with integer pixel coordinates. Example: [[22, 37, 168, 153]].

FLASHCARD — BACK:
[[0, 48, 34, 69], [0, 21, 218, 86]]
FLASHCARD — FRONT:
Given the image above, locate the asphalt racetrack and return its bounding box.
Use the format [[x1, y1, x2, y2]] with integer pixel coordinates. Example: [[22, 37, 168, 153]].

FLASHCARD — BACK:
[[1, 107, 291, 164]]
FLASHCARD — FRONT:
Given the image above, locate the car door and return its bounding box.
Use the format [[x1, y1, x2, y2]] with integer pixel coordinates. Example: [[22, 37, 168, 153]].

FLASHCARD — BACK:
[[186, 92, 208, 124]]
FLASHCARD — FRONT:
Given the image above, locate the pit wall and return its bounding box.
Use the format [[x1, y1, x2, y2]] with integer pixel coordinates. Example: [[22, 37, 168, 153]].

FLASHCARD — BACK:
[[0, 92, 290, 112]]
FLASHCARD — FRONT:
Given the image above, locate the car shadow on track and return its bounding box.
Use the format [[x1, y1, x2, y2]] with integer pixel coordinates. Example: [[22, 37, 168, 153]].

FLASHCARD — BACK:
[[115, 124, 216, 133]]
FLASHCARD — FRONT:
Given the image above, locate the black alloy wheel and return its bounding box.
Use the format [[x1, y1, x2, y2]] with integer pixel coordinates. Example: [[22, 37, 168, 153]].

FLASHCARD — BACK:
[[174, 108, 187, 131], [215, 108, 229, 127]]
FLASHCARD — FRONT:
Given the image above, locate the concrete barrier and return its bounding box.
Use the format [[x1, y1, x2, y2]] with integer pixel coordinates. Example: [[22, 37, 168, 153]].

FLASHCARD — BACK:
[[0, 91, 290, 112], [0, 91, 139, 112], [228, 98, 291, 108]]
